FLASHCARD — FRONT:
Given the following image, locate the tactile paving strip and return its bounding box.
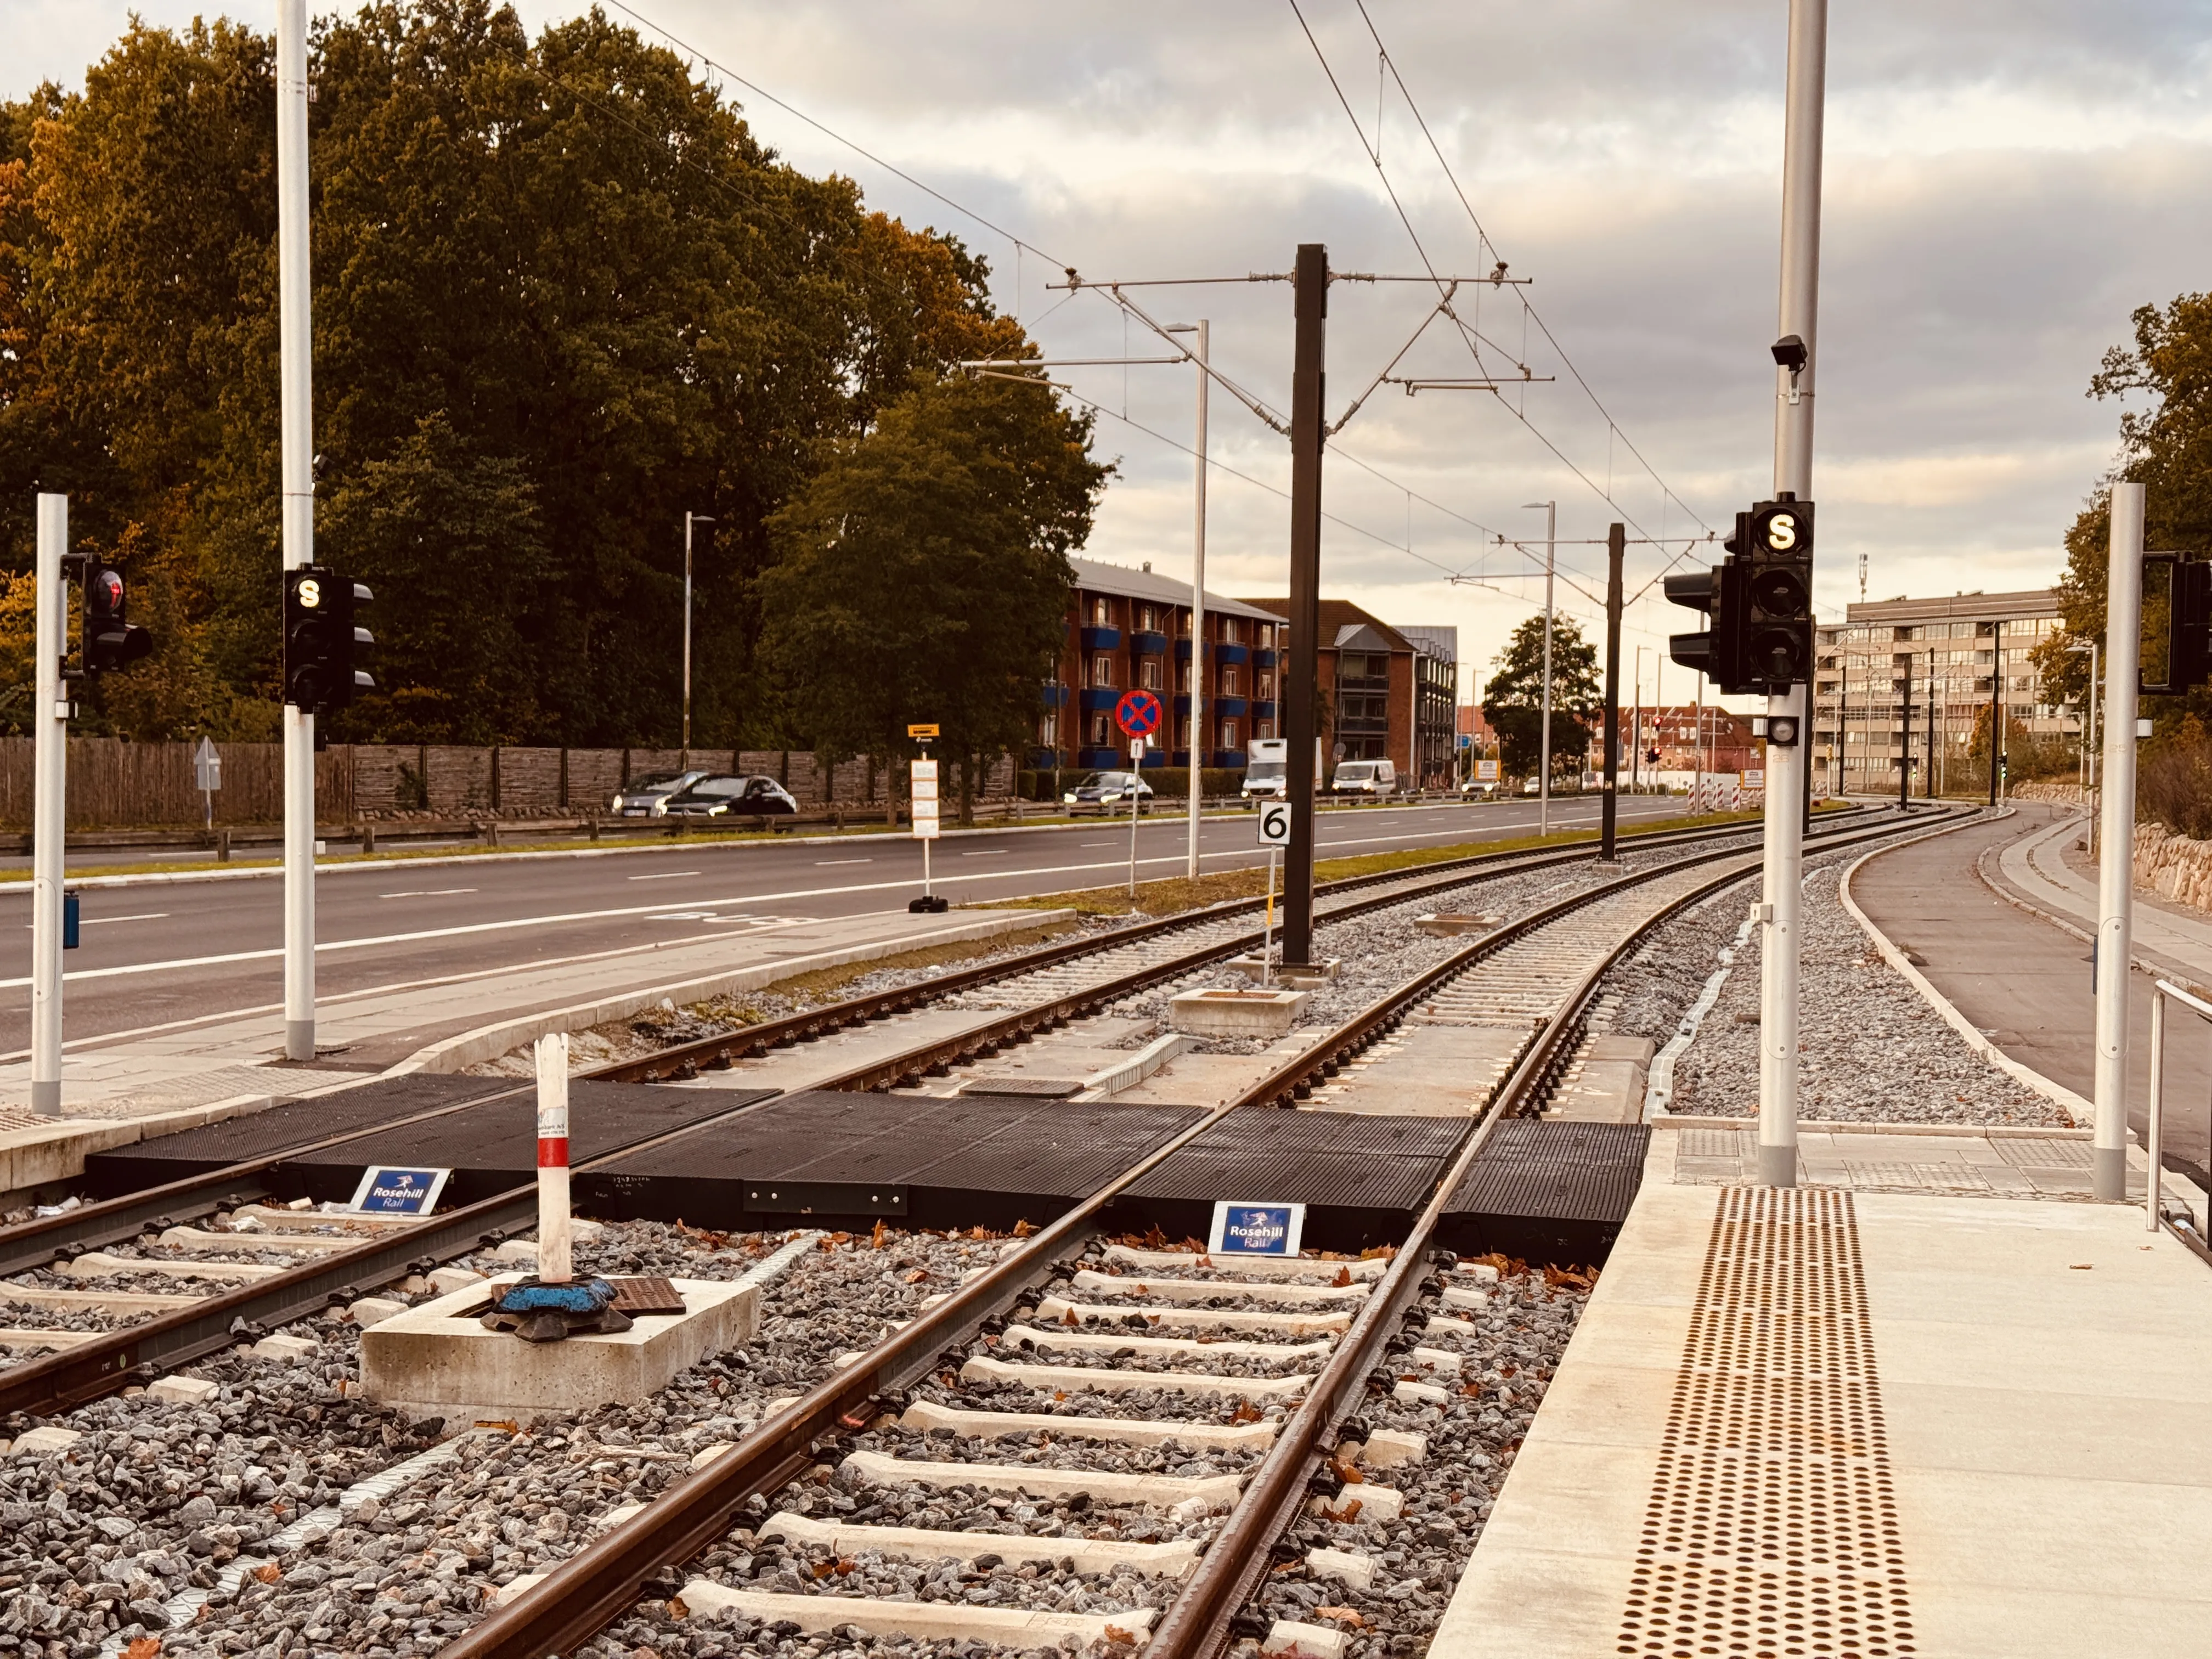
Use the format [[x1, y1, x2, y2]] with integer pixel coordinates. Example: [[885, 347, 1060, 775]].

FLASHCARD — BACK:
[[1617, 1187, 1916, 1659]]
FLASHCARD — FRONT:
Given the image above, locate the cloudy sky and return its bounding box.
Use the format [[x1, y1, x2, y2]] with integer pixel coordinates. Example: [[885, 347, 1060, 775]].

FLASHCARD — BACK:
[[18, 1, 2212, 707]]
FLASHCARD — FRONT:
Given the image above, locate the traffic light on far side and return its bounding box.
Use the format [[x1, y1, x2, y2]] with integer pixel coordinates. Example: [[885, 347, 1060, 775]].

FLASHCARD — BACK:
[[82, 560, 153, 674], [1743, 495, 1814, 689], [2146, 554, 2210, 694], [283, 567, 375, 714]]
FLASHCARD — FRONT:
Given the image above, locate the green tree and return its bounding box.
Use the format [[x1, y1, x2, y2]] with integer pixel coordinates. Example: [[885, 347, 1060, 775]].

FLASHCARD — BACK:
[[0, 4, 1050, 745], [1481, 613, 1600, 778], [761, 375, 1108, 822], [2032, 292, 2212, 733]]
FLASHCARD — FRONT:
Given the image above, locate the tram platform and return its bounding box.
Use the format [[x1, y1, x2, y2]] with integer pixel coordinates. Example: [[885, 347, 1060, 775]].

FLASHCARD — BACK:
[[1431, 1120, 2212, 1658]]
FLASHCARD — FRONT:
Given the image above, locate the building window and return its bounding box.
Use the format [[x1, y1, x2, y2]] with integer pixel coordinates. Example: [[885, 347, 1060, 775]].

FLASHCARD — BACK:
[[1221, 720, 1239, 749], [1223, 617, 1242, 644], [1138, 604, 1158, 631], [1138, 657, 1163, 691], [1222, 665, 1241, 695], [1178, 663, 1192, 694], [1090, 597, 1110, 626], [1040, 713, 1058, 745], [1090, 713, 1111, 745], [1259, 673, 1274, 699], [1091, 654, 1116, 688], [1177, 716, 1192, 748]]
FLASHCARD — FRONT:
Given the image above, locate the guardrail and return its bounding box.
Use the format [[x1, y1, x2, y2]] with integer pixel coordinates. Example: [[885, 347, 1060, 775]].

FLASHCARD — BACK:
[[2148, 977, 2212, 1239]]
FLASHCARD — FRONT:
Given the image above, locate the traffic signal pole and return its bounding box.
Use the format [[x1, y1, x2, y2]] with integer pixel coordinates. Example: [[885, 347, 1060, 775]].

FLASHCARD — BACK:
[[278, 0, 316, 1062], [1280, 243, 1327, 968], [2092, 481, 2145, 1203], [30, 495, 66, 1113], [1600, 523, 1624, 860], [1757, 0, 1827, 1190]]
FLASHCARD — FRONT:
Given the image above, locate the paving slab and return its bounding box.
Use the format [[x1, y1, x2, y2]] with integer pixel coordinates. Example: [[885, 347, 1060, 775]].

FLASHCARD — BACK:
[[1430, 1154, 2212, 1659]]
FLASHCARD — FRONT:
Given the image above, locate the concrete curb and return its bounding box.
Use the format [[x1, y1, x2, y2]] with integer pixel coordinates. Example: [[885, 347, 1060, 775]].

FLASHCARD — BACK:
[[383, 907, 1078, 1076], [1974, 811, 2212, 1000], [1836, 808, 2094, 1127]]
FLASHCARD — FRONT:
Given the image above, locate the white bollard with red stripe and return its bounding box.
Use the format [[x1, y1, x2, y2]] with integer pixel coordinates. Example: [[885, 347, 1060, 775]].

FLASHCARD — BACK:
[[534, 1031, 572, 1284]]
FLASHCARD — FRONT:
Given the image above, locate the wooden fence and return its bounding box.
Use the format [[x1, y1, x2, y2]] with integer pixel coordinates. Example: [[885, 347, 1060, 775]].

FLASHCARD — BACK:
[[0, 739, 1018, 827]]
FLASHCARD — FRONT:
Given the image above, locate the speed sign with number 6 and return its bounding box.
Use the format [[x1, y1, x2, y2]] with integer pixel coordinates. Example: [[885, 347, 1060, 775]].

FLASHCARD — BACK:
[[1257, 800, 1291, 848]]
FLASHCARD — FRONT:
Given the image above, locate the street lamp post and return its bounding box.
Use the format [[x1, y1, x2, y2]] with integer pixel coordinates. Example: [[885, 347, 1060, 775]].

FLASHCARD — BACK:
[[1522, 501, 1557, 836], [2068, 640, 2100, 854], [683, 512, 714, 759]]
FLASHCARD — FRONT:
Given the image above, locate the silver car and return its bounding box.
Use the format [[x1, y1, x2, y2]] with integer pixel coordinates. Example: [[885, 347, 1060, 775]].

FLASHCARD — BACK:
[[610, 770, 710, 817]]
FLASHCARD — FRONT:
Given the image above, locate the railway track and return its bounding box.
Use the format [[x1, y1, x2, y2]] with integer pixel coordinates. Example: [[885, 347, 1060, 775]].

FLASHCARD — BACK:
[[424, 804, 1964, 1659], [0, 809, 1827, 1420]]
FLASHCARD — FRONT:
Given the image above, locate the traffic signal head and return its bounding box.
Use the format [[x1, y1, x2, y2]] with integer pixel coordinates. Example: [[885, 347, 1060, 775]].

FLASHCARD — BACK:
[[1742, 495, 1814, 689], [1663, 556, 1751, 695], [284, 567, 375, 714], [2147, 555, 2211, 694], [82, 560, 153, 674]]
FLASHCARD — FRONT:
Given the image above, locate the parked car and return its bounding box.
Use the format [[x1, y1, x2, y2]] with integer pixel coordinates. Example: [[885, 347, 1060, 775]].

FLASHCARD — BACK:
[[1330, 759, 1398, 795], [661, 774, 800, 817], [1063, 771, 1155, 814], [610, 770, 712, 817]]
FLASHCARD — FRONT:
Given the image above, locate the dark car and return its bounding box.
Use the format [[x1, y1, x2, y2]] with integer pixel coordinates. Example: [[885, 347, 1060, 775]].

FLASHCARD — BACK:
[[610, 770, 712, 817], [1061, 770, 1155, 815], [662, 774, 800, 817]]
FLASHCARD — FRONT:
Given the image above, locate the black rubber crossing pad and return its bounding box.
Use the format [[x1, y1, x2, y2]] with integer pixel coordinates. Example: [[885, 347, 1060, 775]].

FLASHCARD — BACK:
[[578, 1089, 1206, 1233], [961, 1079, 1087, 1098], [82, 1074, 528, 1198], [269, 1079, 777, 1208], [1118, 1110, 1470, 1253], [1438, 1120, 1650, 1266]]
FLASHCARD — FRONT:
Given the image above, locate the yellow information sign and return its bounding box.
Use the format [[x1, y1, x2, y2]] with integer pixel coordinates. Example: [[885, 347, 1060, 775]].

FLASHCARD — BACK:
[[907, 723, 940, 740]]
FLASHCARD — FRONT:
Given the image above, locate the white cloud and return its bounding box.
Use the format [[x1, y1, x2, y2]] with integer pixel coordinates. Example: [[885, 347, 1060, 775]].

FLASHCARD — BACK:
[[19, 0, 2212, 707]]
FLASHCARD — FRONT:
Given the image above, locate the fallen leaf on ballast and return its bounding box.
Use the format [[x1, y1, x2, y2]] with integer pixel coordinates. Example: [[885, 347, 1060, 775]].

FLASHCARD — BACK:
[[251, 1564, 280, 1584], [1063, 1307, 1080, 1327], [667, 1596, 691, 1620], [870, 1220, 888, 1250], [122, 1641, 162, 1659], [902, 1268, 931, 1284], [1013, 1218, 1036, 1238], [1314, 1606, 1367, 1626], [1332, 1266, 1352, 1288], [1231, 1399, 1263, 1424]]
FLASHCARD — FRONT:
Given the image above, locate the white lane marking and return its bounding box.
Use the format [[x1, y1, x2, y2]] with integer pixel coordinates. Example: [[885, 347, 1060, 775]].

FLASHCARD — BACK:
[[21, 912, 170, 928], [0, 806, 1704, 990], [377, 888, 478, 899], [960, 849, 1009, 856], [627, 870, 701, 881], [814, 858, 872, 866]]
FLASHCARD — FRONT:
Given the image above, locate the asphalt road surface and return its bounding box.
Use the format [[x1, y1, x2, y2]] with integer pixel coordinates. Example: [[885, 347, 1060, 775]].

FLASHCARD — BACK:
[[0, 794, 1688, 1057]]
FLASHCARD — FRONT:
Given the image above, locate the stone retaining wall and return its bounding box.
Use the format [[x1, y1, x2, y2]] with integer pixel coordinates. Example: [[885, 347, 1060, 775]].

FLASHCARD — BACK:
[[2137, 821, 2212, 914]]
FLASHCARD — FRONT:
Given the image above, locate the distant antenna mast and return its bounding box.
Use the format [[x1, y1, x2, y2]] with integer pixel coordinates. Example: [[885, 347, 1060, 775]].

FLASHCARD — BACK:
[[1857, 551, 1867, 604]]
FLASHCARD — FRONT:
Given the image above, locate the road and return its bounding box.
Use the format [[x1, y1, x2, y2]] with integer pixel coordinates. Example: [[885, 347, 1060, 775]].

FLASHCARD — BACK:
[[0, 795, 1688, 1057]]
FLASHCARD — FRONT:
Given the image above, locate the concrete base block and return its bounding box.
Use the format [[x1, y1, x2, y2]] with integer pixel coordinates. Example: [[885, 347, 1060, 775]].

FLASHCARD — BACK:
[[359, 1271, 757, 1424], [1414, 913, 1498, 937], [428, 1266, 486, 1294], [252, 1333, 319, 1364], [348, 1296, 409, 1327], [148, 1375, 221, 1404], [1169, 987, 1310, 1037], [675, 1582, 1156, 1647], [14, 1426, 82, 1455], [1267, 1618, 1349, 1658], [1227, 955, 1341, 987]]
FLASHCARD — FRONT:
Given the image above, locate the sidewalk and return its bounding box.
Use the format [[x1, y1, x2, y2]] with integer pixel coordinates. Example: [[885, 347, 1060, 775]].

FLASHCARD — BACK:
[[1431, 1124, 2212, 1658], [0, 906, 1064, 1194], [1991, 804, 2212, 988]]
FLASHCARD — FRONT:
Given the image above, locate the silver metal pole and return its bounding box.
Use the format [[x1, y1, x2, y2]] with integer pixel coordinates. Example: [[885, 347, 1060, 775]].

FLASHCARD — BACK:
[[1632, 645, 1643, 797], [2146, 988, 2164, 1232], [31, 495, 66, 1113], [1188, 320, 1209, 879], [1758, 0, 1826, 1189], [682, 512, 694, 758], [1539, 501, 1555, 837], [2094, 480, 2145, 1201], [278, 0, 317, 1063]]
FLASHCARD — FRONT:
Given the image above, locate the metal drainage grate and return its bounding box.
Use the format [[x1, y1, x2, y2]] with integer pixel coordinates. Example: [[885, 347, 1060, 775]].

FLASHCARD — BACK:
[[1617, 1187, 1916, 1659]]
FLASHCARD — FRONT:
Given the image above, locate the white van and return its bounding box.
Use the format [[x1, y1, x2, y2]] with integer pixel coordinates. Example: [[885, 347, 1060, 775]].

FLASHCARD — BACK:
[[1242, 737, 1289, 799], [1331, 759, 1397, 795]]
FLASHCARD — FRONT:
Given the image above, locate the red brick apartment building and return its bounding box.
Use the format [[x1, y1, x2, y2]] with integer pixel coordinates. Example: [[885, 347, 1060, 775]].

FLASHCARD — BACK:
[[1036, 560, 1458, 784]]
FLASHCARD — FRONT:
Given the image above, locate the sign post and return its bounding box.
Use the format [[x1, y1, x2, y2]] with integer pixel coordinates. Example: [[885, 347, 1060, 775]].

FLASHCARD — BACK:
[[1257, 798, 1290, 985], [1115, 691, 1163, 905], [909, 746, 944, 914], [194, 736, 222, 830], [31, 495, 67, 1114], [534, 1030, 572, 1285]]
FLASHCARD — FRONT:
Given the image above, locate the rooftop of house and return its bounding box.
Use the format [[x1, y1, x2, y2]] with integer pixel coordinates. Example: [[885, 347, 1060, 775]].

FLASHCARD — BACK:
[[1069, 556, 1279, 623]]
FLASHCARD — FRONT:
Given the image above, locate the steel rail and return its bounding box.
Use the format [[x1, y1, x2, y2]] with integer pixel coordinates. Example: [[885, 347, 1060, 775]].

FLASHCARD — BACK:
[[0, 1091, 794, 1420], [599, 809, 1845, 1083], [432, 805, 1937, 1659]]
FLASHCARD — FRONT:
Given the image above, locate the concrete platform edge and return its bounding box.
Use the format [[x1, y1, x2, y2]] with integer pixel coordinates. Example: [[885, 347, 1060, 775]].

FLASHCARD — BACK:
[[386, 907, 1079, 1076], [1837, 810, 2092, 1126], [0, 1088, 307, 1204]]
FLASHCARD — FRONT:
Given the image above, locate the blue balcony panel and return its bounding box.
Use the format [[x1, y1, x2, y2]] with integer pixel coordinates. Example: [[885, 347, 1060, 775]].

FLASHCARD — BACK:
[[1215, 643, 1250, 666], [1080, 625, 1122, 650], [1212, 749, 1246, 769], [1079, 686, 1120, 711], [1252, 648, 1278, 669], [1139, 749, 1167, 768], [1076, 748, 1124, 770], [1172, 695, 1193, 715], [1041, 683, 1071, 708], [1174, 639, 1194, 662], [1028, 747, 1062, 769], [1215, 697, 1250, 718], [1250, 700, 1277, 719], [1130, 630, 1167, 656]]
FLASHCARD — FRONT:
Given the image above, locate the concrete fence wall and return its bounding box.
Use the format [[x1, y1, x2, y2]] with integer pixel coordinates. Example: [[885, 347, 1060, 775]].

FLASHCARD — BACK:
[[2136, 822, 2212, 915], [0, 739, 1021, 827]]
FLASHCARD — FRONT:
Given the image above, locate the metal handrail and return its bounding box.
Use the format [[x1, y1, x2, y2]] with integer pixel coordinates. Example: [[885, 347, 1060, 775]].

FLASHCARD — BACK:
[[2148, 978, 2212, 1235]]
